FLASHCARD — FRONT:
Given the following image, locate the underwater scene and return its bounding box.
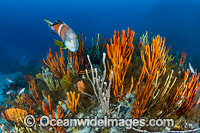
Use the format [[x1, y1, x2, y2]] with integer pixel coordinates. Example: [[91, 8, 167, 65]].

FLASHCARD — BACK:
[[0, 0, 200, 132]]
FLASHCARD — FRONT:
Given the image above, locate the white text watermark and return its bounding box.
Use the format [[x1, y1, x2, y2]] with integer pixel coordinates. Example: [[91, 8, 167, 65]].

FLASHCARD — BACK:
[[24, 115, 174, 129]]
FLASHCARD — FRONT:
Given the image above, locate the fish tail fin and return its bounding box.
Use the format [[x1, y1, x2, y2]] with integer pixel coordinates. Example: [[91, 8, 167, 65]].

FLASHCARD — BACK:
[[44, 19, 53, 27]]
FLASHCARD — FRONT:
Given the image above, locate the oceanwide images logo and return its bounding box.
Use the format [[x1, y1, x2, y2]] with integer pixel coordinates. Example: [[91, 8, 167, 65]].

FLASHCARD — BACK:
[[24, 115, 174, 129]]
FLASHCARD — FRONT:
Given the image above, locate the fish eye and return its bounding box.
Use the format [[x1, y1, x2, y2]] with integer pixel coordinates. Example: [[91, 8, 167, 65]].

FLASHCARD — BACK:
[[68, 38, 72, 43]]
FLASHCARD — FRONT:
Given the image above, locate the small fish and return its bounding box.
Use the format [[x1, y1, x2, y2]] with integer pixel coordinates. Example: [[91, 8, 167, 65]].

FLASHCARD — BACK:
[[18, 88, 25, 95], [189, 63, 195, 74], [197, 97, 200, 105], [5, 77, 14, 83], [44, 19, 79, 52], [6, 89, 13, 95]]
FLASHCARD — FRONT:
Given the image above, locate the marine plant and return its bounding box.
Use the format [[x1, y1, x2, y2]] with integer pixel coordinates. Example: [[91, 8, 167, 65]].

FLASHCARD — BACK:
[[85, 33, 107, 64], [165, 53, 176, 72], [138, 31, 148, 56]]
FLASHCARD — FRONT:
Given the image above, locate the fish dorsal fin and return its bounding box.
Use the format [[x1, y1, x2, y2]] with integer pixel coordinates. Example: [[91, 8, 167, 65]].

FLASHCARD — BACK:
[[57, 20, 64, 24], [53, 21, 59, 26], [53, 20, 64, 25]]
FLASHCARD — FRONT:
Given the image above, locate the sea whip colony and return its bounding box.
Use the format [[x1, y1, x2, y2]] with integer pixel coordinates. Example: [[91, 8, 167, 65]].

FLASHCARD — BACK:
[[0, 27, 200, 132]]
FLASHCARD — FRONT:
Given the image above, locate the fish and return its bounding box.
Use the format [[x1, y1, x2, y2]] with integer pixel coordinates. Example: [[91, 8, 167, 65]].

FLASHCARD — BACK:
[[6, 89, 13, 95], [189, 62, 195, 74], [5, 77, 14, 83], [18, 88, 25, 95], [197, 97, 200, 105], [44, 19, 79, 52]]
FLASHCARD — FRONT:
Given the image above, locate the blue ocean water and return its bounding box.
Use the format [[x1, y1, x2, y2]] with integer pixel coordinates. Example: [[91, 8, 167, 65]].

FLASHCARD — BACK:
[[0, 0, 200, 64]]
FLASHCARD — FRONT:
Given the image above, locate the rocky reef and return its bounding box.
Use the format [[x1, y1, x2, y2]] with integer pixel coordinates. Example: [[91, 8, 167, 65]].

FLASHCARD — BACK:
[[0, 28, 200, 133]]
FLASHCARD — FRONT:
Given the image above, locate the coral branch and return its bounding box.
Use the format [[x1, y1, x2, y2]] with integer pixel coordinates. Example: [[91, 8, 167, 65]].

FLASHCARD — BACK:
[[23, 75, 42, 107], [150, 69, 190, 118], [42, 68, 60, 91], [42, 95, 65, 132], [131, 35, 169, 118], [66, 91, 80, 117], [86, 53, 113, 116], [177, 71, 200, 116], [107, 27, 134, 100], [68, 33, 91, 76], [179, 52, 187, 67], [23, 84, 42, 106], [43, 47, 68, 80]]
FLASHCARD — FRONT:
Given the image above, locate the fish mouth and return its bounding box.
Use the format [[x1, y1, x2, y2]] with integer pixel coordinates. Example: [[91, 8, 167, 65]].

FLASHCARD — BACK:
[[65, 39, 79, 52], [69, 48, 78, 52], [67, 44, 79, 52]]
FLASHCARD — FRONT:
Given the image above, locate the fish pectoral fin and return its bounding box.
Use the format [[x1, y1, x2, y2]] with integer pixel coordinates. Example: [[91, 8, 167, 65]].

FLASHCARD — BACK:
[[54, 39, 64, 47], [61, 46, 68, 49]]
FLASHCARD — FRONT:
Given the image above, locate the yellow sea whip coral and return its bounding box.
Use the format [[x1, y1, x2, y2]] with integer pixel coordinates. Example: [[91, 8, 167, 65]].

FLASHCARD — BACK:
[[107, 27, 134, 101], [13, 95, 26, 109], [130, 35, 169, 118], [66, 91, 80, 117], [154, 69, 190, 118], [42, 67, 60, 91], [145, 69, 177, 118], [138, 31, 149, 56]]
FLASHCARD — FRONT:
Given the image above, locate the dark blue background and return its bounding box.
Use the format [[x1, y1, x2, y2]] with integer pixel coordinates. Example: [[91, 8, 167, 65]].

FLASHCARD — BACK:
[[0, 0, 199, 70]]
